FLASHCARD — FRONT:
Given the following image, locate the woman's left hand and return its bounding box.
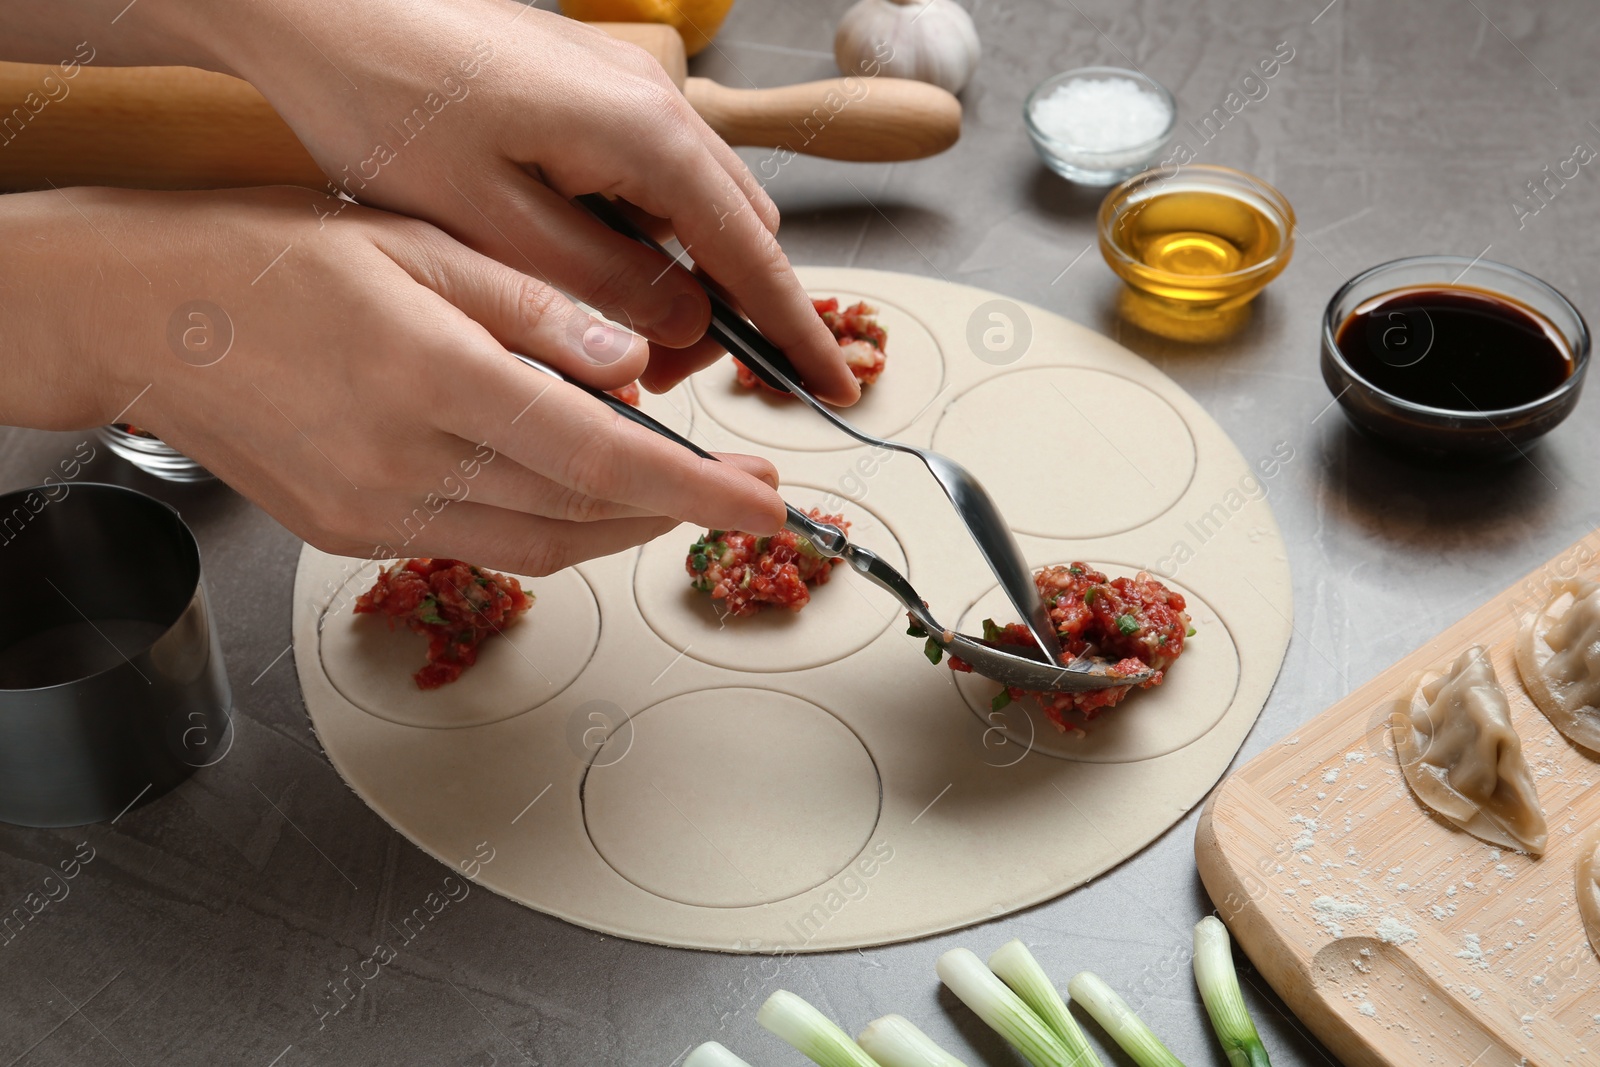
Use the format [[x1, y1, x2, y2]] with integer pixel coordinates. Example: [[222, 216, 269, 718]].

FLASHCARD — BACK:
[[154, 0, 858, 403]]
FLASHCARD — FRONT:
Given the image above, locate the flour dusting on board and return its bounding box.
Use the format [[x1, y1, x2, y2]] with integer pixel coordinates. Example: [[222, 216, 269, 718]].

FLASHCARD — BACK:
[[1375, 915, 1417, 945], [1311, 896, 1367, 938], [1456, 932, 1491, 971]]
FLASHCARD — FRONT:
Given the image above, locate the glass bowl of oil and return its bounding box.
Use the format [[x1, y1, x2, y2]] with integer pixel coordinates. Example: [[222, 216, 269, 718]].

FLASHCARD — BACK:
[[1321, 255, 1590, 459], [1097, 165, 1295, 341]]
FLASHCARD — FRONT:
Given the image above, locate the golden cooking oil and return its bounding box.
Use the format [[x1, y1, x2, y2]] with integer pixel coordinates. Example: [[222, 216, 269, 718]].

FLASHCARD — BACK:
[[1107, 188, 1286, 302], [1097, 167, 1294, 341]]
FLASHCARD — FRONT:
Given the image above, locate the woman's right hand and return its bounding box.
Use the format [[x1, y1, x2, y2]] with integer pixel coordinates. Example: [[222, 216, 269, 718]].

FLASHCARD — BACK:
[[0, 185, 786, 574]]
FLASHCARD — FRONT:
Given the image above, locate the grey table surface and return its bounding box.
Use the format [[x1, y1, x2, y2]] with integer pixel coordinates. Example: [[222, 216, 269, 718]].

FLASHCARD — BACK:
[[4, 1, 1597, 1064]]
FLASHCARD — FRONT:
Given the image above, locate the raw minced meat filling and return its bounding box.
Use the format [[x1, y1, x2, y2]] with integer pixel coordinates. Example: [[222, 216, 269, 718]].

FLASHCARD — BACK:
[[354, 558, 533, 689], [924, 562, 1191, 729], [737, 298, 887, 391], [686, 509, 850, 617]]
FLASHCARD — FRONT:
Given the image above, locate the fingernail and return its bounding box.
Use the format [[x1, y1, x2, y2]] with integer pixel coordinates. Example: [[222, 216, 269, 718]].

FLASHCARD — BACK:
[[577, 321, 633, 365], [736, 509, 781, 535], [660, 293, 706, 343]]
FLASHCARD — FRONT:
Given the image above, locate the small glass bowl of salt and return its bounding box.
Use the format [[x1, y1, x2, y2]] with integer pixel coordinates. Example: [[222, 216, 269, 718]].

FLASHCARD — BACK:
[[1025, 67, 1176, 185]]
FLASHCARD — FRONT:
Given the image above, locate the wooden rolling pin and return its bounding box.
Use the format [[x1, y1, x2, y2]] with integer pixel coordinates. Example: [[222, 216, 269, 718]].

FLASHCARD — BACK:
[[0, 23, 960, 193]]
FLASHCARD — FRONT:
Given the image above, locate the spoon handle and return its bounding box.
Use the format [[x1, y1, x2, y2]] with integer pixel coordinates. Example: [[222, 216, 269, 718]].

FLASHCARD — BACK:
[[515, 352, 717, 461], [576, 193, 804, 396]]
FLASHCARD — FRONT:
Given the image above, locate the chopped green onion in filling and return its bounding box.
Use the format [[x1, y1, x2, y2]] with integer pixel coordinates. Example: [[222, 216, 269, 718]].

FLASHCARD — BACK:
[[417, 597, 447, 626]]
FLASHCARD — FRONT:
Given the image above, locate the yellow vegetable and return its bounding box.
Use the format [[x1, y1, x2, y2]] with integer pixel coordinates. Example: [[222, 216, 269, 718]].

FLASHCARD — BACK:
[[560, 0, 736, 56]]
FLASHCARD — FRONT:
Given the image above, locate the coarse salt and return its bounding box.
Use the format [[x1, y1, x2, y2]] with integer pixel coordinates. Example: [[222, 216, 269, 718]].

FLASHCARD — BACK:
[[1031, 76, 1171, 151]]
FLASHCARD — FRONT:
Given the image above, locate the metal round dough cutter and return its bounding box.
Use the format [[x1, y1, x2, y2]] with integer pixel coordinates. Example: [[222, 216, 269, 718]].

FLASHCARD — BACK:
[[0, 483, 232, 827]]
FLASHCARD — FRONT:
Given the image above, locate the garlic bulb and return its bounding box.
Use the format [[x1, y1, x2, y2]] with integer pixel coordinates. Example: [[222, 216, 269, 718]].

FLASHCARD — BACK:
[[834, 0, 981, 95]]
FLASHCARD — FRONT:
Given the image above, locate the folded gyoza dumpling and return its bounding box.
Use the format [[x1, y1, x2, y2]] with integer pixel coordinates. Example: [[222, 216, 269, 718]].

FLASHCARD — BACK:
[[1515, 578, 1600, 753], [1391, 646, 1548, 855], [1578, 826, 1600, 961]]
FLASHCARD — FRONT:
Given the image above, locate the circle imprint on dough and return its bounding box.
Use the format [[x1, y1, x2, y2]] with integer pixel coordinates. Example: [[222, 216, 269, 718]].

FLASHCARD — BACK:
[[582, 688, 882, 908], [318, 562, 600, 729], [690, 292, 946, 452], [953, 566, 1238, 763], [633, 486, 908, 673], [930, 368, 1196, 539]]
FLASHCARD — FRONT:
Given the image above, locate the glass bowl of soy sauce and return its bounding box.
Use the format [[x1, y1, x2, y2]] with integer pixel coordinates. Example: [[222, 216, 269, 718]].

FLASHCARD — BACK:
[[1321, 255, 1590, 459]]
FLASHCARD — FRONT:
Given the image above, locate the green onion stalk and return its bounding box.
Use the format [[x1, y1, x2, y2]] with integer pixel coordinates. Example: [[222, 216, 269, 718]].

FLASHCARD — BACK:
[[685, 1041, 756, 1067], [936, 949, 1089, 1067], [1065, 972, 1184, 1067], [986, 941, 1101, 1067], [1192, 916, 1272, 1067], [856, 1014, 969, 1067], [757, 990, 878, 1067]]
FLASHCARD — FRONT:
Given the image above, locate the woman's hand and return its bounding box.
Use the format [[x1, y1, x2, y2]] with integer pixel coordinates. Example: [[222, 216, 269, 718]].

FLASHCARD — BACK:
[[0, 186, 787, 574], [160, 0, 859, 404]]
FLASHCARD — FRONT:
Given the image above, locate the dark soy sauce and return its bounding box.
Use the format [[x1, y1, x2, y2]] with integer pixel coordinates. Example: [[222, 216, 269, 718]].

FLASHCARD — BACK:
[[1335, 286, 1573, 411]]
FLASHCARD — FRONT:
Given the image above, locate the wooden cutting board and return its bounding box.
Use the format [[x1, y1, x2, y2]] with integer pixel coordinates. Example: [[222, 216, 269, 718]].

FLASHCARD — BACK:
[[1197, 528, 1600, 1067]]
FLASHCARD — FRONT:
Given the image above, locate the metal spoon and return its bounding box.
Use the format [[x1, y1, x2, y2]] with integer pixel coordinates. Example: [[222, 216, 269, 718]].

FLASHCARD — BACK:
[[576, 193, 1064, 667], [514, 355, 1151, 695]]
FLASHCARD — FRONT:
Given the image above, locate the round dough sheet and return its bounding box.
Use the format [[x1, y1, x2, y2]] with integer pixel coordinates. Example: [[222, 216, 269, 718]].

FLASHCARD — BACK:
[[691, 291, 946, 453], [952, 567, 1239, 764], [931, 368, 1196, 539], [293, 268, 1293, 952], [319, 562, 599, 729], [582, 687, 882, 908], [633, 485, 908, 673]]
